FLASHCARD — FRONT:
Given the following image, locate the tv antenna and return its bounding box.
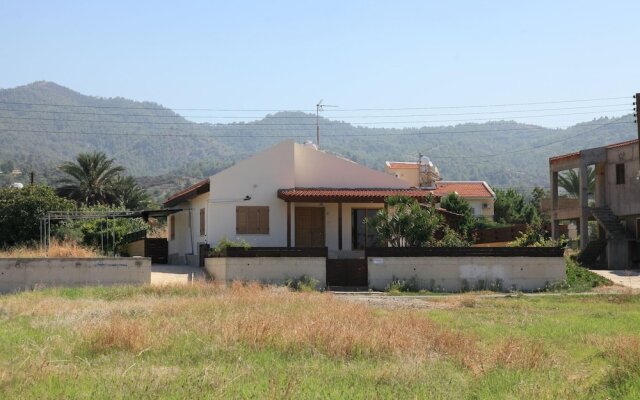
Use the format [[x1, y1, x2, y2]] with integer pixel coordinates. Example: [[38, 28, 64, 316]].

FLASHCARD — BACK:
[[316, 99, 337, 147]]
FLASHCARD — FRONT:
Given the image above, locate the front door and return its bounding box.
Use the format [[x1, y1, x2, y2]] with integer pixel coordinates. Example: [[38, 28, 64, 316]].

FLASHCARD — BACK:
[[295, 207, 325, 247]]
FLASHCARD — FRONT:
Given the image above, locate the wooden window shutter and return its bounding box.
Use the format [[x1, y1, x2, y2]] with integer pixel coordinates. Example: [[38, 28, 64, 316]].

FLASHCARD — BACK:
[[236, 206, 248, 234], [258, 206, 269, 234], [170, 215, 175, 240], [199, 208, 205, 236]]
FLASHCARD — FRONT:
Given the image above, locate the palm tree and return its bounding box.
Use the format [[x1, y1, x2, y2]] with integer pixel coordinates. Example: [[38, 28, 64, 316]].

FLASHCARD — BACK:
[[111, 175, 151, 210], [558, 168, 595, 198], [57, 151, 125, 205]]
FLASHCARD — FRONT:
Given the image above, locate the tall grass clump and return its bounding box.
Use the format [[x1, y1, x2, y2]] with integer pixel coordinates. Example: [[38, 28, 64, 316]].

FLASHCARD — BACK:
[[0, 240, 101, 258]]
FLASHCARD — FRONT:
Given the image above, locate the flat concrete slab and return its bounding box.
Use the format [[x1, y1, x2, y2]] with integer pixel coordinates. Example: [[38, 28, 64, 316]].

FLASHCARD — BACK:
[[151, 264, 207, 285], [590, 270, 640, 289]]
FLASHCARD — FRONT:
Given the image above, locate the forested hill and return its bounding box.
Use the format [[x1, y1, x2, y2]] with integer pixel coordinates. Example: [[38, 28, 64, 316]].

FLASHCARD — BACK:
[[0, 81, 636, 197]]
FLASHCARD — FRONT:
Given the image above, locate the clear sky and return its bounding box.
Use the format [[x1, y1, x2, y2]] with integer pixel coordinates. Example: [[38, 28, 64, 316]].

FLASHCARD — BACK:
[[1, 0, 639, 127]]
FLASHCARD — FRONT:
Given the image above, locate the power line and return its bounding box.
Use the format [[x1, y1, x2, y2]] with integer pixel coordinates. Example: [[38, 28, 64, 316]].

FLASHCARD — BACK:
[[0, 95, 629, 112], [0, 109, 632, 126], [0, 103, 630, 121], [0, 121, 631, 138]]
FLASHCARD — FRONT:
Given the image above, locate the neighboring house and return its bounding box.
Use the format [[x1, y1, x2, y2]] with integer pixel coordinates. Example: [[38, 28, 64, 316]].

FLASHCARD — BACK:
[[164, 140, 439, 265], [384, 161, 496, 218], [548, 139, 640, 269]]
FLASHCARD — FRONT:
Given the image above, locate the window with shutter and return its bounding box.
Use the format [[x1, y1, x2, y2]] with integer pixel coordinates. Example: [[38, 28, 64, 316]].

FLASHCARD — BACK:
[[169, 215, 176, 241], [236, 206, 269, 234]]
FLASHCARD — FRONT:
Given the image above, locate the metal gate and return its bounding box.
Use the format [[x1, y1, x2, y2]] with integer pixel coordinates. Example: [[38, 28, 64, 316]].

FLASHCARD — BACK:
[[144, 238, 168, 264], [326, 259, 368, 288]]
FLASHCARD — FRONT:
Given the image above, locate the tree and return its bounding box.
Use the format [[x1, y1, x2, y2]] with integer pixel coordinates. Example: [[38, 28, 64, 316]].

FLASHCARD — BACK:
[[439, 192, 476, 238], [57, 151, 125, 206], [0, 185, 75, 247], [368, 196, 442, 247], [557, 168, 595, 198], [111, 175, 152, 210]]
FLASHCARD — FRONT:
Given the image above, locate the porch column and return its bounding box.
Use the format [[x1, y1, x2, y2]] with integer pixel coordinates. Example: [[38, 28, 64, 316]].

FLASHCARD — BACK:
[[594, 163, 606, 207], [579, 162, 589, 250], [286, 202, 291, 248], [338, 202, 343, 250], [550, 170, 559, 239]]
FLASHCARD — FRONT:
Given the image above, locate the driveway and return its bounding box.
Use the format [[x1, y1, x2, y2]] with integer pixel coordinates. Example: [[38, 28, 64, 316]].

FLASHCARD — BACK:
[[151, 264, 207, 285], [590, 270, 640, 290]]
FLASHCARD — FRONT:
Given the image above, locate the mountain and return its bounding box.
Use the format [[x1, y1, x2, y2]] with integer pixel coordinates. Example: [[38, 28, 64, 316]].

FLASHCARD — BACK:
[[0, 81, 637, 198]]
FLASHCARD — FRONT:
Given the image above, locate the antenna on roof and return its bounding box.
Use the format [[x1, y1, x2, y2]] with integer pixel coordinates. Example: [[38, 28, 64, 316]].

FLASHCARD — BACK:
[[316, 99, 337, 148]]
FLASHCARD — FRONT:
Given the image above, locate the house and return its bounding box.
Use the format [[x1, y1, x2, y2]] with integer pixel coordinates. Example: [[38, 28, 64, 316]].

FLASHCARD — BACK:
[[548, 138, 640, 269], [384, 160, 496, 218], [163, 140, 438, 266]]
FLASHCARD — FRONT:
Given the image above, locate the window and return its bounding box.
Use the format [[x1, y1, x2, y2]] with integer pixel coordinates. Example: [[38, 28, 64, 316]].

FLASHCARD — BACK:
[[616, 163, 625, 185], [169, 215, 175, 241], [236, 206, 269, 234], [199, 208, 205, 236], [352, 208, 381, 250]]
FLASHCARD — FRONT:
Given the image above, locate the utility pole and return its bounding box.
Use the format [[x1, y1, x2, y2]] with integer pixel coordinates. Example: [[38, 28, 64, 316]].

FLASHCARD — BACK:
[[30, 171, 34, 185], [315, 99, 337, 147], [635, 93, 640, 182]]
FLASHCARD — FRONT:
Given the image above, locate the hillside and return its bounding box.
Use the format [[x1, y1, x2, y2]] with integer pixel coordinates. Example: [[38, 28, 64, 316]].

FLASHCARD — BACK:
[[0, 82, 637, 197]]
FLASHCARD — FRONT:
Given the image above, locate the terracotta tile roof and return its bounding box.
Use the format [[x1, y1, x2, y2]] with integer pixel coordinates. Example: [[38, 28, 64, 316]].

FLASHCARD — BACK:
[[431, 181, 495, 199], [386, 162, 419, 169], [163, 179, 210, 207], [550, 138, 638, 164], [277, 188, 437, 202]]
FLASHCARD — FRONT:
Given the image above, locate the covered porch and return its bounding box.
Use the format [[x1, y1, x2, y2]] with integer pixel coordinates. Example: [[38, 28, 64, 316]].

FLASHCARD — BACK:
[[277, 188, 435, 259]]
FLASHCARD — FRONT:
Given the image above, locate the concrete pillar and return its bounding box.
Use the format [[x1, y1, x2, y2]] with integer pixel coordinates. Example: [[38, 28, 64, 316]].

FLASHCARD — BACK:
[[579, 163, 590, 250], [550, 170, 559, 239], [595, 163, 606, 207]]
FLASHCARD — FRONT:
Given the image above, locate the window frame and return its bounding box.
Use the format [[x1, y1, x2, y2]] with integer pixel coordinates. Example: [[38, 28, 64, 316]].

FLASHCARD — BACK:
[[351, 208, 382, 250]]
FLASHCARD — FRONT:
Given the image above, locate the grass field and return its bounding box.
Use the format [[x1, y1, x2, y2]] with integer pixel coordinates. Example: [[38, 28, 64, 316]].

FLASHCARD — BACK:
[[1, 283, 639, 399]]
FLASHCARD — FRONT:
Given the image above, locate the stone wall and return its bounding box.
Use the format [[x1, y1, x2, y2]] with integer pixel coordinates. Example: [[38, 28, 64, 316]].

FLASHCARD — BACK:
[[0, 258, 151, 293]]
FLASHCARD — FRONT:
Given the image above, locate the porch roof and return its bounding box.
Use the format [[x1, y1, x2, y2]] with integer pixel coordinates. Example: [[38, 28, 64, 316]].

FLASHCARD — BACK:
[[277, 188, 438, 203]]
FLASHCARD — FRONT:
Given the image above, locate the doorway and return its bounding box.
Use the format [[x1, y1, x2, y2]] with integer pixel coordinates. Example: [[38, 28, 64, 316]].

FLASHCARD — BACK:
[[295, 207, 325, 247]]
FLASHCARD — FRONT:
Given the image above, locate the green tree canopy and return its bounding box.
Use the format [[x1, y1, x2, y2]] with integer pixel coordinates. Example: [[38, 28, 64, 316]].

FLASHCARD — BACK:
[[111, 175, 152, 210], [0, 185, 75, 246]]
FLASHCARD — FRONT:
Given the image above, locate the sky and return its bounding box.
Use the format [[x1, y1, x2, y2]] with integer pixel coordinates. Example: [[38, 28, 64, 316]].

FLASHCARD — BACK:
[[1, 0, 639, 128]]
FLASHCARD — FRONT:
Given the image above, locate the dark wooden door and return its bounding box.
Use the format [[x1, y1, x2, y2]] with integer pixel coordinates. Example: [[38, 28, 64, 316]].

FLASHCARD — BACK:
[[295, 207, 325, 247], [198, 243, 210, 267], [326, 259, 368, 287]]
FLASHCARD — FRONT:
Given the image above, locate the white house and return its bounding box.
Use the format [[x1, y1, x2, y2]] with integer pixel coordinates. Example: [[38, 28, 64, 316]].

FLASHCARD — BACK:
[[164, 140, 442, 265]]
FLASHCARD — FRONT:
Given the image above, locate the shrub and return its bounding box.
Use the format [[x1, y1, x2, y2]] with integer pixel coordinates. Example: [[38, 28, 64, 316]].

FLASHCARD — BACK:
[[284, 275, 320, 292], [386, 276, 419, 293], [209, 236, 251, 256]]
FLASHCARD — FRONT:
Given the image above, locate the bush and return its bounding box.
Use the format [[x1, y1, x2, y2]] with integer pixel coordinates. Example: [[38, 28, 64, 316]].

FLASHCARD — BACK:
[[284, 275, 320, 292], [0, 185, 75, 247], [386, 276, 419, 293], [209, 236, 251, 256], [544, 258, 612, 292]]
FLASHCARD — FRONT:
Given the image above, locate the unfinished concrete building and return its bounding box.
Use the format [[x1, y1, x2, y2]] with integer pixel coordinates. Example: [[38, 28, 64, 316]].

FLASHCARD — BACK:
[[548, 139, 639, 269]]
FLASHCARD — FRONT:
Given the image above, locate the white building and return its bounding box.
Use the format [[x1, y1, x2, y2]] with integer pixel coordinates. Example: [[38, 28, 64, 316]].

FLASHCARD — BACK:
[[164, 140, 447, 265]]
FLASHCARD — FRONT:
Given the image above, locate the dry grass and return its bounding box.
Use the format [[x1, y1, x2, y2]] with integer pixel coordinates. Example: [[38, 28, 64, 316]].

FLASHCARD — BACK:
[[0, 240, 101, 258], [82, 315, 151, 354], [2, 282, 553, 376]]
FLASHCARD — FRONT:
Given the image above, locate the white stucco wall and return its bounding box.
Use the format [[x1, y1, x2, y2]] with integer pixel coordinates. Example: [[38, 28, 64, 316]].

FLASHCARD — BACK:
[[368, 256, 565, 292], [168, 192, 209, 265]]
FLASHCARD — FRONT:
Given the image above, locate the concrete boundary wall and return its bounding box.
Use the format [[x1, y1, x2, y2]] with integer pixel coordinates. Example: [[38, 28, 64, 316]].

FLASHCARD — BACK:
[[0, 258, 151, 294], [205, 257, 326, 287], [368, 256, 565, 292]]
